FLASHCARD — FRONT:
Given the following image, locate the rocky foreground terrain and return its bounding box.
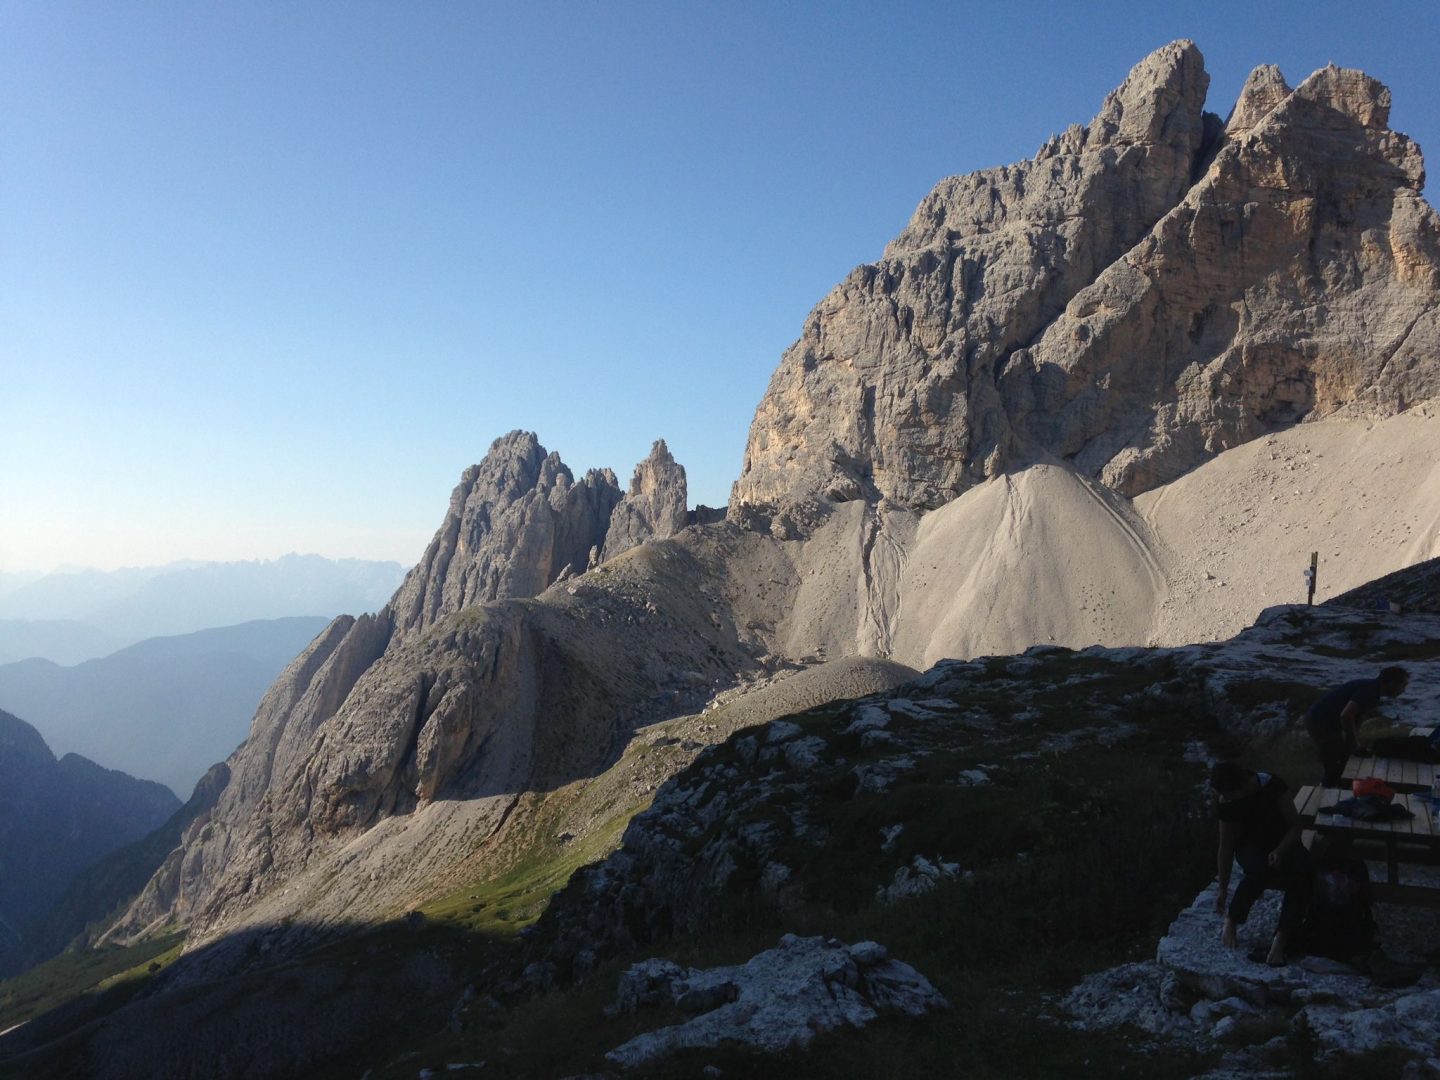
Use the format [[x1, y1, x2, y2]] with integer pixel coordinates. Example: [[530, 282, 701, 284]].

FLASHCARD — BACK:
[[4, 38, 1440, 1079], [5, 587, 1438, 1077], [524, 597, 1440, 1076]]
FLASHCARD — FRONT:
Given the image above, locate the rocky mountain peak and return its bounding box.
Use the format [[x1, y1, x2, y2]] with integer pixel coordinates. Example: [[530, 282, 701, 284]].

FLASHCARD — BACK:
[[1087, 38, 1208, 148], [602, 439, 690, 560], [1225, 64, 1291, 135], [102, 428, 703, 945], [1295, 63, 1392, 130], [466, 429, 551, 498], [731, 42, 1440, 520], [1, 709, 179, 977], [0, 705, 53, 766], [884, 41, 1210, 263], [390, 431, 624, 638]]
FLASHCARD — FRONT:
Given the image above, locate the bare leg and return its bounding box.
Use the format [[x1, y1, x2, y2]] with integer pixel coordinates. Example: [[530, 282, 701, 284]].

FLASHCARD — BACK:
[[1221, 916, 1238, 948], [1266, 930, 1287, 966]]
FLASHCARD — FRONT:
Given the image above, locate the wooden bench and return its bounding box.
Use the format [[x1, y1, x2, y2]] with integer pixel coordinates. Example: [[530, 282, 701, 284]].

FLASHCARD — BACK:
[[1341, 755, 1436, 793], [1294, 784, 1440, 907], [1294, 782, 1326, 820]]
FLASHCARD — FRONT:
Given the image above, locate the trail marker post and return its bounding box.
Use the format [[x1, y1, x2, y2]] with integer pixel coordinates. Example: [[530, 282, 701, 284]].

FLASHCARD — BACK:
[[1305, 551, 1318, 605]]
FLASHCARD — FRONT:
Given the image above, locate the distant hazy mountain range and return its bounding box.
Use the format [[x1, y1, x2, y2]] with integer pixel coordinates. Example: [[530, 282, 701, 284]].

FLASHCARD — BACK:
[[0, 708, 178, 979], [0, 554, 405, 665], [0, 620, 123, 667], [0, 617, 332, 796]]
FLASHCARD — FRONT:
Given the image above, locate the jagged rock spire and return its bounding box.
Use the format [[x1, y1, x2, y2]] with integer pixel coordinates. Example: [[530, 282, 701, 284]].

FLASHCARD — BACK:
[[731, 40, 1440, 518], [602, 439, 689, 561], [390, 431, 623, 637], [1225, 64, 1291, 134], [1002, 59, 1437, 493], [730, 41, 1213, 518]]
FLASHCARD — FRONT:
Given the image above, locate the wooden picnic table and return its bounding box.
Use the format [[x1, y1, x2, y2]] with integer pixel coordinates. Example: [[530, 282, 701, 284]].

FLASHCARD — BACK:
[[1342, 755, 1436, 793], [1294, 784, 1440, 907]]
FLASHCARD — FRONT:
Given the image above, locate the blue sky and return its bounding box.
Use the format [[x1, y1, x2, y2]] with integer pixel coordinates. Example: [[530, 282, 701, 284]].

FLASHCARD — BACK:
[[4, 1, 1438, 572]]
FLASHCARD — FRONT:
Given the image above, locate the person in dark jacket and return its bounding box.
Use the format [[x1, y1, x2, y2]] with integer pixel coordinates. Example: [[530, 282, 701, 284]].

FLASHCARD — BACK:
[[1305, 666, 1409, 787], [1212, 762, 1310, 965]]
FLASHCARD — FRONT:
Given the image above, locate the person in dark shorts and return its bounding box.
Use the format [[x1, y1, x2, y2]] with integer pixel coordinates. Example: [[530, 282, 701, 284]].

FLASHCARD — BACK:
[[1212, 762, 1310, 965], [1305, 666, 1409, 787]]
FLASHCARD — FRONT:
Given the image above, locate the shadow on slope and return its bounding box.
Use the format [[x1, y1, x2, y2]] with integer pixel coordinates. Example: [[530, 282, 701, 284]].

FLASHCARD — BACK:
[[0, 914, 503, 1079], [1327, 554, 1440, 615], [384, 646, 1232, 1079], [0, 645, 1220, 1080], [14, 763, 231, 976]]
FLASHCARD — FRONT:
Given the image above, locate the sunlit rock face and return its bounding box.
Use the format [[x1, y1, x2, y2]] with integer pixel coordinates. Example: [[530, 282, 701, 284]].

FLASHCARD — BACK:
[[602, 438, 690, 561], [731, 41, 1440, 519], [391, 429, 625, 637]]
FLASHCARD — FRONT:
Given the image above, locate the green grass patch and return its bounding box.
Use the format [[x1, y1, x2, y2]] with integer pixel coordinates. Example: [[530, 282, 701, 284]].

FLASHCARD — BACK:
[[0, 932, 183, 1033], [422, 795, 644, 938]]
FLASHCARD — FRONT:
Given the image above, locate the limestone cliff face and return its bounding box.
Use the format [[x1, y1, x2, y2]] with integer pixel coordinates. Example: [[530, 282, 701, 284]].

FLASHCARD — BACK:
[[602, 439, 689, 560], [731, 41, 1440, 516], [1004, 63, 1440, 494], [730, 40, 1213, 515], [109, 433, 713, 943], [392, 431, 624, 636]]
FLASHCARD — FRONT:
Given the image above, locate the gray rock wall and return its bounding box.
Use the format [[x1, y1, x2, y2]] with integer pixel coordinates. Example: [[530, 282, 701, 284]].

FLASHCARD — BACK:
[[731, 41, 1440, 518], [602, 439, 689, 560], [391, 431, 624, 637]]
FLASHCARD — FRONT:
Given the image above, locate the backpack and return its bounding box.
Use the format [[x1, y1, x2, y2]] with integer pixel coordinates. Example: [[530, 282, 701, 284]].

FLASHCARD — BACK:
[[1297, 855, 1376, 962], [1370, 734, 1438, 763]]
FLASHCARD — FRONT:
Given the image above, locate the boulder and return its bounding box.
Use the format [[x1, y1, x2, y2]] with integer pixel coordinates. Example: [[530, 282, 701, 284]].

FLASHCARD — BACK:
[[603, 934, 947, 1068]]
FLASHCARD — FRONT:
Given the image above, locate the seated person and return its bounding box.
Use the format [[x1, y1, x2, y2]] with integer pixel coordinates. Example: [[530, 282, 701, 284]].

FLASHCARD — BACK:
[[1211, 762, 1311, 965]]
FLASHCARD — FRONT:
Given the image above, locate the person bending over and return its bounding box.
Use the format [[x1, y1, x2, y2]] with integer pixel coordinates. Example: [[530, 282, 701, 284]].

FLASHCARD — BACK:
[[1212, 762, 1310, 966], [1305, 666, 1409, 788]]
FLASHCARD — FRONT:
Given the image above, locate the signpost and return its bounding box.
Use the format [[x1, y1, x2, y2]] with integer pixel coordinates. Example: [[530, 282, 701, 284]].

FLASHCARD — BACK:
[[1305, 551, 1318, 605]]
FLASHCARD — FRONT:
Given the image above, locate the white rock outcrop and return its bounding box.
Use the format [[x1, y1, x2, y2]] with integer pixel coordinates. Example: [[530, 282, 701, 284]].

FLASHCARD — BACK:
[[1065, 878, 1440, 1070], [603, 934, 947, 1068]]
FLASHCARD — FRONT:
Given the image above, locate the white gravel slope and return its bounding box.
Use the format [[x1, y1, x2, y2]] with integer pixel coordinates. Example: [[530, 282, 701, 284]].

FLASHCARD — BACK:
[[882, 409, 1440, 666], [1137, 408, 1440, 645]]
